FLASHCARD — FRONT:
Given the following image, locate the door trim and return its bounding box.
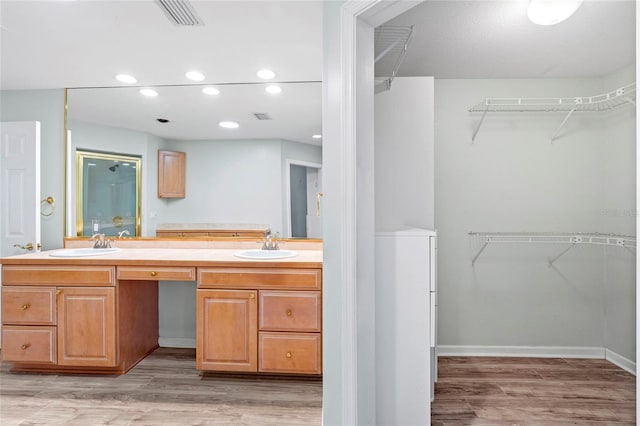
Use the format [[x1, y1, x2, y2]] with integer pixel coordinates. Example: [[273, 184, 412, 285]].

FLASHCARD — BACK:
[[284, 159, 321, 238]]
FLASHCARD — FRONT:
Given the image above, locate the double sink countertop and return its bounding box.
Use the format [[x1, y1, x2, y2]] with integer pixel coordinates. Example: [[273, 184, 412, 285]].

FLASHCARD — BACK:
[[1, 246, 322, 268]]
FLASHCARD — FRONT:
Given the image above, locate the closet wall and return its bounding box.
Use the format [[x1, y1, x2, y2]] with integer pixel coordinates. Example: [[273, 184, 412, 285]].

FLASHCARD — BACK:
[[435, 70, 635, 363]]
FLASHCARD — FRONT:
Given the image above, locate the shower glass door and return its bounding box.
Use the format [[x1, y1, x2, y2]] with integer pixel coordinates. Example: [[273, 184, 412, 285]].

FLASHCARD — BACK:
[[76, 150, 141, 236]]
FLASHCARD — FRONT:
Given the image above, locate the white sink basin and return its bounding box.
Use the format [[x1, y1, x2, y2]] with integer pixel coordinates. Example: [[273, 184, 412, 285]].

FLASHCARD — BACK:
[[234, 249, 297, 260], [49, 248, 122, 257]]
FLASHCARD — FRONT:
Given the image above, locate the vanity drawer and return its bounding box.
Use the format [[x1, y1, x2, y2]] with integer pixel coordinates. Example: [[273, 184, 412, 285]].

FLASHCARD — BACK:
[[117, 266, 196, 281], [2, 286, 56, 325], [2, 266, 115, 286], [259, 332, 321, 374], [259, 291, 321, 332], [2, 326, 57, 364], [198, 268, 321, 290]]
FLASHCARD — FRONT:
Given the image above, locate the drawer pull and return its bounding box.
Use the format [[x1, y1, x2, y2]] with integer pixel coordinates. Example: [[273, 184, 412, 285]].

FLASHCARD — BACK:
[[21, 303, 31, 310], [21, 343, 31, 350], [150, 271, 157, 277], [286, 309, 292, 317], [286, 351, 292, 359]]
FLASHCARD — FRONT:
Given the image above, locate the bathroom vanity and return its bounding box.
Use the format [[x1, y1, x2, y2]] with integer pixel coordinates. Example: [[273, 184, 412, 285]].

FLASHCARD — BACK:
[[0, 246, 322, 376]]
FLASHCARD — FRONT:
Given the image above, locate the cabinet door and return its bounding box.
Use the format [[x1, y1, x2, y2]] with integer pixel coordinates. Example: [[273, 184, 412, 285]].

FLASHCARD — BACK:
[[57, 287, 116, 367], [157, 150, 185, 198], [196, 289, 257, 372]]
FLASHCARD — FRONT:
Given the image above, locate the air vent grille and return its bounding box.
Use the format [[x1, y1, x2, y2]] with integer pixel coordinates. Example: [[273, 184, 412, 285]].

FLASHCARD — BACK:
[[156, 0, 203, 26], [253, 113, 272, 120]]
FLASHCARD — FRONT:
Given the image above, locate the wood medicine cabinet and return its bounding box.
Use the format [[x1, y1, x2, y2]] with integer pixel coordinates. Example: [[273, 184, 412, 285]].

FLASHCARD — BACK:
[[158, 150, 186, 198]]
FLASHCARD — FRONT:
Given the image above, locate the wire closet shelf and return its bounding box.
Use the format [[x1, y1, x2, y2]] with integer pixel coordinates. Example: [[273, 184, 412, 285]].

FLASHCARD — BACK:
[[469, 83, 636, 113], [374, 25, 414, 92], [469, 231, 636, 267], [468, 82, 636, 142]]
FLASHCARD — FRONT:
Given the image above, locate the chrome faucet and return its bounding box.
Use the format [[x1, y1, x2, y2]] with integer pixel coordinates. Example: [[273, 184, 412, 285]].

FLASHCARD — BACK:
[[90, 233, 112, 249], [117, 230, 130, 238], [261, 233, 279, 251]]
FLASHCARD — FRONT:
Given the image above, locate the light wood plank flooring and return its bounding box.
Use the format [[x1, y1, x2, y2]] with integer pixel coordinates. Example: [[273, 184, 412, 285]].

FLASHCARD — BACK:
[[0, 348, 322, 425], [432, 356, 636, 425]]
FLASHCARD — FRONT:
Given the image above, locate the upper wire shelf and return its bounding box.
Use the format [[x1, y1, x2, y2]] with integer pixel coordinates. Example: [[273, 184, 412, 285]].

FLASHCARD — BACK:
[[468, 83, 636, 142], [469, 231, 636, 266], [469, 83, 636, 113], [374, 25, 414, 93]]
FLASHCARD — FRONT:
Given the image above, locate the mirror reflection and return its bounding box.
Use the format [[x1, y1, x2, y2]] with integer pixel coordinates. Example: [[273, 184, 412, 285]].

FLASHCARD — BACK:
[[66, 82, 322, 239], [76, 151, 141, 237]]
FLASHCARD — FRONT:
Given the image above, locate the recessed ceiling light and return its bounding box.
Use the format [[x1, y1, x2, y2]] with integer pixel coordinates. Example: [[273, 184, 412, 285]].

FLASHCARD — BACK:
[[139, 89, 159, 97], [115, 74, 137, 84], [527, 0, 583, 26], [185, 71, 205, 81], [257, 69, 276, 80], [219, 121, 239, 129], [312, 134, 322, 139], [202, 87, 220, 96], [265, 85, 283, 94]]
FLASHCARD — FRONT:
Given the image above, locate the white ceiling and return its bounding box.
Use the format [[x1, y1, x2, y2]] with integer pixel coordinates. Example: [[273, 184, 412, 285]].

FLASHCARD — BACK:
[[1, 1, 636, 143], [378, 0, 635, 79]]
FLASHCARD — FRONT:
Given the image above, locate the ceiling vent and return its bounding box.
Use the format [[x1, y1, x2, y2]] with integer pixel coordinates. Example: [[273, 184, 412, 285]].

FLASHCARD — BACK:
[[253, 113, 272, 120], [156, 0, 203, 26]]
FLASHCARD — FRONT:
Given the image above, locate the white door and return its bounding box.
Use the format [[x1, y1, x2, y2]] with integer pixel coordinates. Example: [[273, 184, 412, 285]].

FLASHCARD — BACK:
[[0, 121, 42, 333]]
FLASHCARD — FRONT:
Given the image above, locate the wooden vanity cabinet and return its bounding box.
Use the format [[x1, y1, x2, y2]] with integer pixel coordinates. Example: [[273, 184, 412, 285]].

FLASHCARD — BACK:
[[157, 149, 186, 198], [197, 267, 322, 376], [1, 265, 158, 374]]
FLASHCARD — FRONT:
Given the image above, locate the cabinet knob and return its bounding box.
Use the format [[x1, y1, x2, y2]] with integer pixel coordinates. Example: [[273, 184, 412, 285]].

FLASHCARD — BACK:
[[286, 309, 292, 317], [150, 271, 157, 277], [286, 352, 292, 359], [21, 303, 31, 310], [21, 343, 31, 350], [56, 289, 63, 295], [249, 293, 255, 299]]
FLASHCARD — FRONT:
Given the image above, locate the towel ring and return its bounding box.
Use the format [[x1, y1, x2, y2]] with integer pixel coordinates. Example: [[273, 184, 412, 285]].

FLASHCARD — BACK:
[[40, 196, 55, 217]]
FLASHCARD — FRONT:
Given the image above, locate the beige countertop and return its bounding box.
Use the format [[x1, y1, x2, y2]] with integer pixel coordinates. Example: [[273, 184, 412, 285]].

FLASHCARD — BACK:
[[156, 223, 270, 231], [1, 248, 322, 268]]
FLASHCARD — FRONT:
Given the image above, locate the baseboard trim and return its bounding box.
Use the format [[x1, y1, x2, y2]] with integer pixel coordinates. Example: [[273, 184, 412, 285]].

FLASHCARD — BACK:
[[605, 348, 636, 375], [437, 345, 606, 359], [158, 337, 196, 348]]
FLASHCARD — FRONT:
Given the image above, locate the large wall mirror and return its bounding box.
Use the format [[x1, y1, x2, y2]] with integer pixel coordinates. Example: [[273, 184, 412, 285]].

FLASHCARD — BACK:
[[65, 82, 322, 239]]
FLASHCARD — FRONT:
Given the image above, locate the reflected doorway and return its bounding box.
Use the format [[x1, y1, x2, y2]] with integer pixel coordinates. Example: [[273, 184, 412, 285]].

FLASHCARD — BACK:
[[286, 160, 322, 239]]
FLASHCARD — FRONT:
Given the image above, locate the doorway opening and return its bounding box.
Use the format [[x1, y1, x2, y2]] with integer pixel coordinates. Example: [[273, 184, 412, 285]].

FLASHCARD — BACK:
[[285, 160, 322, 239]]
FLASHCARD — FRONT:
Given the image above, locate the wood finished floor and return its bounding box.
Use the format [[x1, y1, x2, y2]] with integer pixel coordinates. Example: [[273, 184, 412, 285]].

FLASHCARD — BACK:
[[1, 350, 636, 425], [432, 356, 636, 425], [0, 348, 322, 425]]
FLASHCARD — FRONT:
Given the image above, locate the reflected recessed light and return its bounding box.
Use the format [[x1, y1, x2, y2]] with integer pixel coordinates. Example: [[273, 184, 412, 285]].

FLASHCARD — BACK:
[[312, 134, 322, 139], [527, 0, 583, 25], [122, 163, 130, 166], [219, 121, 239, 129], [257, 69, 276, 80], [115, 74, 137, 84], [87, 163, 96, 166], [265, 85, 282, 94], [185, 71, 205, 81], [202, 87, 220, 96], [140, 89, 158, 97]]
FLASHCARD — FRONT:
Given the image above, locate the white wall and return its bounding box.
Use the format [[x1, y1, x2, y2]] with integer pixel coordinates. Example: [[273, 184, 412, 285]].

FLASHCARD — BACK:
[[602, 65, 637, 362], [1, 90, 65, 250], [375, 76, 435, 230], [435, 78, 619, 352]]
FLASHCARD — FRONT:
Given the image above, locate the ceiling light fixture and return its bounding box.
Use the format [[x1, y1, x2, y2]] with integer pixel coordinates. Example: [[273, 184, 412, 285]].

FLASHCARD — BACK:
[[185, 71, 205, 81], [202, 87, 220, 96], [527, 0, 583, 26], [219, 121, 239, 129], [265, 85, 283, 94], [312, 134, 322, 139], [139, 89, 159, 97], [115, 74, 137, 84], [257, 69, 276, 80]]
